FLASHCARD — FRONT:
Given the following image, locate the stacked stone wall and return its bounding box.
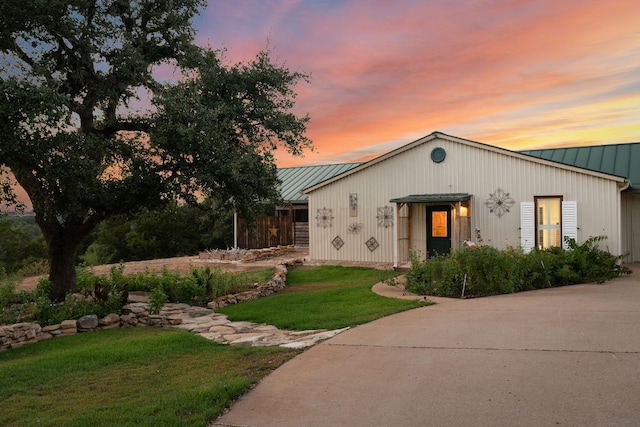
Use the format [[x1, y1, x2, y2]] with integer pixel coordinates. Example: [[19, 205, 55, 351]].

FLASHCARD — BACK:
[[1, 259, 301, 350], [198, 245, 297, 262]]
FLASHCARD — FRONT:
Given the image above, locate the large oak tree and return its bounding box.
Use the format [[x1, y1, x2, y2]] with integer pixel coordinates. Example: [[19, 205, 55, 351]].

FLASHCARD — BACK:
[[0, 1, 312, 300]]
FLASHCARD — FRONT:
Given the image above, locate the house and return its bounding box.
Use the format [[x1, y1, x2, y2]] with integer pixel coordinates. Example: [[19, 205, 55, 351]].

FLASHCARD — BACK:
[[274, 163, 362, 247], [301, 132, 639, 265], [236, 162, 361, 248], [522, 143, 640, 263]]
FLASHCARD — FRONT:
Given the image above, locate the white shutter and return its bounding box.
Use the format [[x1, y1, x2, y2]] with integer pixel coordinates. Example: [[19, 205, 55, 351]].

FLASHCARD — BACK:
[[562, 201, 578, 250], [520, 202, 535, 253]]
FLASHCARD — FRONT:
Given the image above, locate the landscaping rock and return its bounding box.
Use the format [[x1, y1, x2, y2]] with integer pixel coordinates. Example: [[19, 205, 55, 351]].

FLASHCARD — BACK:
[[127, 291, 150, 303], [35, 332, 53, 341], [99, 313, 120, 327], [77, 315, 99, 330], [1, 255, 347, 351], [122, 303, 147, 314], [119, 313, 138, 327], [60, 320, 77, 334]]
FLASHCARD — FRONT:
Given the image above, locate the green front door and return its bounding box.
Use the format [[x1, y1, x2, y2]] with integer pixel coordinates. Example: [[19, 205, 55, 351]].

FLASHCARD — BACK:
[[426, 205, 451, 257]]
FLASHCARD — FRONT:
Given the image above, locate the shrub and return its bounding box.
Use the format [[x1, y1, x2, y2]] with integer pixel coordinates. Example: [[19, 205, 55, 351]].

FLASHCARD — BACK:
[[406, 236, 630, 298], [1, 264, 275, 326], [149, 286, 168, 314], [31, 278, 106, 326], [0, 281, 21, 324], [16, 259, 50, 278], [562, 236, 630, 283], [0, 218, 47, 275], [406, 251, 454, 295]]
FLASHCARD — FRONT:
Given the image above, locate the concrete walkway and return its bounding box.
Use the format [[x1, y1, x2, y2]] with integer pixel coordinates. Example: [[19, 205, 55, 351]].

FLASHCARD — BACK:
[[213, 266, 640, 427]]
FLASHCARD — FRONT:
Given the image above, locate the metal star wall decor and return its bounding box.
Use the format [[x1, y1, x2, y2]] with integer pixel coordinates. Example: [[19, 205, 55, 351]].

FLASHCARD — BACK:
[[316, 207, 334, 228], [347, 222, 363, 234], [484, 188, 515, 218], [376, 205, 394, 228]]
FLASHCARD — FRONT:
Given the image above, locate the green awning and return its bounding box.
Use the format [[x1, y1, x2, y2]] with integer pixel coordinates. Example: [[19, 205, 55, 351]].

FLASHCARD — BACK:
[[390, 193, 472, 204]]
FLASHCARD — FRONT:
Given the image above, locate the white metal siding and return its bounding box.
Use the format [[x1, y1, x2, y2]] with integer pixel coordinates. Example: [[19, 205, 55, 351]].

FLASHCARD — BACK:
[[308, 136, 624, 263], [621, 193, 640, 262], [410, 204, 427, 255]]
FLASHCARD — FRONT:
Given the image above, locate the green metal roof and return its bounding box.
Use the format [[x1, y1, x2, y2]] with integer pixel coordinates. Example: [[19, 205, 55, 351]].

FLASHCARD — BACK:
[[277, 162, 363, 203], [390, 193, 472, 203], [520, 142, 640, 191]]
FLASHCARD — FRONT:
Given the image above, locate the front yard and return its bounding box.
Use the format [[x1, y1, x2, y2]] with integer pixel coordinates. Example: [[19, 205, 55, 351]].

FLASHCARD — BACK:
[[0, 265, 425, 426]]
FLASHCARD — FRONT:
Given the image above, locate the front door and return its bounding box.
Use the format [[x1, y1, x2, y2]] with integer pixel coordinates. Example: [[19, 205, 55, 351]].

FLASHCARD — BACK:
[[426, 205, 451, 257]]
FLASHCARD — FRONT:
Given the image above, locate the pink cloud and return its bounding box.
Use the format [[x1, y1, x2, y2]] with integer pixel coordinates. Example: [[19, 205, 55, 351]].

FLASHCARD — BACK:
[[189, 1, 640, 165]]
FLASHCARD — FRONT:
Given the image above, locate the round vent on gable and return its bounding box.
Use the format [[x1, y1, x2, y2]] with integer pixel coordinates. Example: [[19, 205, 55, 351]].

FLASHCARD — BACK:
[[430, 147, 446, 163]]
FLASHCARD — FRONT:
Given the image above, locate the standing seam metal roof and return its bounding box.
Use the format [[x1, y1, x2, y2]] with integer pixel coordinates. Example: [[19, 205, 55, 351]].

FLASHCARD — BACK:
[[277, 162, 363, 202], [520, 142, 640, 192], [277, 140, 639, 203]]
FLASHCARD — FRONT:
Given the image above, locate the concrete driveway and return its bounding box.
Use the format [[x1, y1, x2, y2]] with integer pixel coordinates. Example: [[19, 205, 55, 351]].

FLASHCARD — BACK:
[[214, 266, 640, 427]]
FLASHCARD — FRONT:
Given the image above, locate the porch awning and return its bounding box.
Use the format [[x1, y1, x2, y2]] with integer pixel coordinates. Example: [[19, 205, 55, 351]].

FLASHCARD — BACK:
[[389, 193, 472, 203]]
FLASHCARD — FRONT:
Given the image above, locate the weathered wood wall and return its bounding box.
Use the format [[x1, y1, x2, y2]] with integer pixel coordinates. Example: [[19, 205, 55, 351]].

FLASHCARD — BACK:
[[294, 222, 309, 247], [238, 216, 293, 249]]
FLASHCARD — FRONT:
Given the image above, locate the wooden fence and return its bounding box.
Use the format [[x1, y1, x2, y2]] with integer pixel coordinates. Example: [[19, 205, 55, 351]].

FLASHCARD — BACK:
[[237, 216, 293, 249]]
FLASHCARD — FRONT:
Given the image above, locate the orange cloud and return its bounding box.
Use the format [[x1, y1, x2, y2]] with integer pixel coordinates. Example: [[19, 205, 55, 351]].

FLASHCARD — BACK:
[[8, 0, 640, 213], [223, 0, 640, 165]]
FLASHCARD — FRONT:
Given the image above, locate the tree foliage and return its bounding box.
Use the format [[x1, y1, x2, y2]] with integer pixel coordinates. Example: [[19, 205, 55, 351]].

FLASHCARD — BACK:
[[0, 217, 47, 274], [81, 200, 234, 265], [0, 1, 312, 300]]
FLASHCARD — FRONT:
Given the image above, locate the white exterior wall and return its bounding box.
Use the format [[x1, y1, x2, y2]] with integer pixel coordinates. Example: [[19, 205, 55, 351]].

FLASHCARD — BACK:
[[308, 135, 624, 263], [621, 193, 640, 262]]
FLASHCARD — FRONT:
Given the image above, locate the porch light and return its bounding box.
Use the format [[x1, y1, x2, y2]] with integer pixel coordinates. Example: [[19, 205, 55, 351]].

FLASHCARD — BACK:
[[460, 206, 469, 217]]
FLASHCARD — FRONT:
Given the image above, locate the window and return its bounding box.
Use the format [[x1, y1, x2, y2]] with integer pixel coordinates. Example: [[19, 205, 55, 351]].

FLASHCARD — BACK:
[[535, 196, 562, 249], [521, 199, 577, 253], [294, 209, 309, 223], [431, 211, 448, 237]]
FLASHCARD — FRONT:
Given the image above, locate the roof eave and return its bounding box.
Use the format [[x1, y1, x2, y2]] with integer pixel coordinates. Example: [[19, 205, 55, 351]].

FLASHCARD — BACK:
[[303, 132, 630, 194], [390, 193, 472, 203]]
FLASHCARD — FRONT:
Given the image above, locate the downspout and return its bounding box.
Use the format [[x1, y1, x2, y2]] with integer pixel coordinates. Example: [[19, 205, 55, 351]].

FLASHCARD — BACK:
[[617, 180, 630, 256]]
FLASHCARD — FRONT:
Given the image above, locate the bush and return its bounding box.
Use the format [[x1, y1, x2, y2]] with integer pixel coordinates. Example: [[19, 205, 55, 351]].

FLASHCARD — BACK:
[[16, 259, 50, 278], [406, 236, 630, 298], [1, 264, 275, 326], [0, 281, 21, 324], [0, 218, 47, 275], [148, 286, 168, 314], [563, 236, 630, 283]]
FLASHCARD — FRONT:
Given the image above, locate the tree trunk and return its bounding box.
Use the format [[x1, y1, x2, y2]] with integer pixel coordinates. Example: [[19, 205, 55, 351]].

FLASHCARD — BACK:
[[47, 232, 81, 301], [36, 217, 96, 301], [34, 208, 105, 301]]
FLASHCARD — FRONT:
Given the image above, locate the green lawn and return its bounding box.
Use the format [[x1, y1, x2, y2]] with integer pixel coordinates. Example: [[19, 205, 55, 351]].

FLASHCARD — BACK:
[[218, 265, 427, 330], [0, 328, 298, 427], [0, 265, 426, 426]]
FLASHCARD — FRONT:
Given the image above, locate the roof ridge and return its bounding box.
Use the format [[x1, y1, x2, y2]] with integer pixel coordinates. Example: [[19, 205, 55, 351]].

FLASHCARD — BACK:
[[520, 141, 640, 152], [279, 161, 363, 170]]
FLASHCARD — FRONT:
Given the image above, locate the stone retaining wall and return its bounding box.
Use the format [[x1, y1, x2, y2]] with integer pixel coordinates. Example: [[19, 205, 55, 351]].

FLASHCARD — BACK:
[[0, 260, 301, 351], [206, 260, 296, 309], [198, 245, 297, 262]]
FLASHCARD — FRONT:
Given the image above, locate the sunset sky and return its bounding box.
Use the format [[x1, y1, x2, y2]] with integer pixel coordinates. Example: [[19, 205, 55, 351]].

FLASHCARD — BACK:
[[194, 0, 640, 166]]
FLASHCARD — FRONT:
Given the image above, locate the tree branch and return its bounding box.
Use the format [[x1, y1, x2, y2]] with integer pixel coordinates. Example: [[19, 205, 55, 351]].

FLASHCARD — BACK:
[[98, 120, 151, 138], [11, 40, 39, 73]]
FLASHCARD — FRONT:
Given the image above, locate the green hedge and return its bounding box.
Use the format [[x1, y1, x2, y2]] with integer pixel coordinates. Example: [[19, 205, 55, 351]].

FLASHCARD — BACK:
[[406, 236, 631, 298]]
